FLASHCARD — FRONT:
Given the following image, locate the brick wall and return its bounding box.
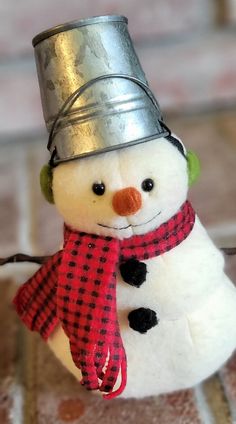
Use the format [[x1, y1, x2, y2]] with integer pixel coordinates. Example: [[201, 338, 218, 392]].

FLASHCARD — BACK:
[[226, 0, 236, 22], [0, 0, 215, 57], [0, 0, 236, 138], [1, 2, 236, 423]]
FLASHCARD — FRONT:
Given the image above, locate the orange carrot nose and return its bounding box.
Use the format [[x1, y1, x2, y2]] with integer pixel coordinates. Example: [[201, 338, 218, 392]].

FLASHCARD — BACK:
[[112, 187, 142, 216]]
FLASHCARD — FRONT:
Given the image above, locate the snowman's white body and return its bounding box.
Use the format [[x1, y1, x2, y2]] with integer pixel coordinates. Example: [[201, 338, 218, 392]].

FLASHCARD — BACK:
[[47, 137, 236, 398], [117, 219, 236, 398]]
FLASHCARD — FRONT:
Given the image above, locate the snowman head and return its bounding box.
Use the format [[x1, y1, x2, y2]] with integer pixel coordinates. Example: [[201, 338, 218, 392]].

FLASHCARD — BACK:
[[41, 135, 200, 239]]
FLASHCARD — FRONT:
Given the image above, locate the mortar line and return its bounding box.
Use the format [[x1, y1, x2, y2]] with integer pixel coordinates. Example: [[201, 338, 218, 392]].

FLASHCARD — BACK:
[[207, 222, 236, 240], [26, 148, 40, 255], [9, 383, 24, 424], [17, 149, 33, 254], [23, 332, 38, 424], [202, 374, 232, 424], [219, 370, 236, 424], [194, 385, 215, 424], [5, 282, 25, 424], [214, 0, 230, 26]]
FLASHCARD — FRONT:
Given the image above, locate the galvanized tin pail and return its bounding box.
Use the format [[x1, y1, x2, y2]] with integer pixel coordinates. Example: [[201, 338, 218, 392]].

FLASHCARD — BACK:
[[33, 15, 169, 165]]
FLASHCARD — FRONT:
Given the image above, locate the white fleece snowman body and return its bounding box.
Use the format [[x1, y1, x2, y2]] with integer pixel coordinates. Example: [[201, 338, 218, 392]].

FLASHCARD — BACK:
[[47, 137, 236, 398]]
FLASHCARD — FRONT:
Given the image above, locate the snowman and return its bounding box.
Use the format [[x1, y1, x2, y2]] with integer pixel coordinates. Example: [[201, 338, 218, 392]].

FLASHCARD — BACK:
[[13, 16, 236, 399]]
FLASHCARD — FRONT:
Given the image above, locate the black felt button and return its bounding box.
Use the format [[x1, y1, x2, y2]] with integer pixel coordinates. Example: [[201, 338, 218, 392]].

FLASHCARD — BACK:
[[128, 308, 158, 333], [119, 259, 147, 287]]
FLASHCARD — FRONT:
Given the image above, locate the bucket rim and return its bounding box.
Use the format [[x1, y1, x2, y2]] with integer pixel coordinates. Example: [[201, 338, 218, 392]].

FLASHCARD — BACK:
[[32, 15, 128, 47]]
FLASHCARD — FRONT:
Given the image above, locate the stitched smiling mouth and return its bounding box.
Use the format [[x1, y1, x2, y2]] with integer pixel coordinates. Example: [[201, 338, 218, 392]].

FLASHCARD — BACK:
[[97, 211, 161, 230]]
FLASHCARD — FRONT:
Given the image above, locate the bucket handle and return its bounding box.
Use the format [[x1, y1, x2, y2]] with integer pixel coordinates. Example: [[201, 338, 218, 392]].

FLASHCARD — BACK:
[[47, 74, 167, 158]]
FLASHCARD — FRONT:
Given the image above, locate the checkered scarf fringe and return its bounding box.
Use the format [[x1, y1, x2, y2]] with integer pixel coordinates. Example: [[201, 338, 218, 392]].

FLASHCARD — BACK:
[[13, 200, 195, 399]]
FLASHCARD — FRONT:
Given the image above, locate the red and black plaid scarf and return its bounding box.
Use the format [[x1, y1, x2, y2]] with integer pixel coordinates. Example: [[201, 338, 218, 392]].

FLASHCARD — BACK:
[[13, 200, 195, 399]]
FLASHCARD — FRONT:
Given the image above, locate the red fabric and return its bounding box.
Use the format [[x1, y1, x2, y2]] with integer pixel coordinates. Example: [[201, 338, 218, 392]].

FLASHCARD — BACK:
[[13, 200, 195, 399], [13, 252, 61, 339], [57, 230, 126, 398]]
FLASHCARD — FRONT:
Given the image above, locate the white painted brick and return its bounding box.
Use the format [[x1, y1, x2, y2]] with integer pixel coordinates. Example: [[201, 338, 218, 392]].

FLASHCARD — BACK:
[[138, 31, 236, 111], [227, 0, 236, 22], [0, 143, 41, 265], [0, 0, 215, 57], [0, 31, 236, 135], [0, 61, 43, 134]]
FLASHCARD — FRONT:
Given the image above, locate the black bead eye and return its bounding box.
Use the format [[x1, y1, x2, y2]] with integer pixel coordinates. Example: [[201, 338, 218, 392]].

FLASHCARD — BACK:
[[92, 182, 105, 196], [141, 178, 154, 192]]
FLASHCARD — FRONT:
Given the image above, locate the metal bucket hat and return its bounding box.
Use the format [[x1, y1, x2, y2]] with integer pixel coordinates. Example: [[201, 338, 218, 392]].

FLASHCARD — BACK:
[[33, 15, 170, 166]]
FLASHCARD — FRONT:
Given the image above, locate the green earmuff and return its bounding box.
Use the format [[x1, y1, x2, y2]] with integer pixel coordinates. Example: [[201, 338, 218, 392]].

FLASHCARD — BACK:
[[40, 164, 54, 204], [39, 149, 200, 203], [187, 150, 201, 187]]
